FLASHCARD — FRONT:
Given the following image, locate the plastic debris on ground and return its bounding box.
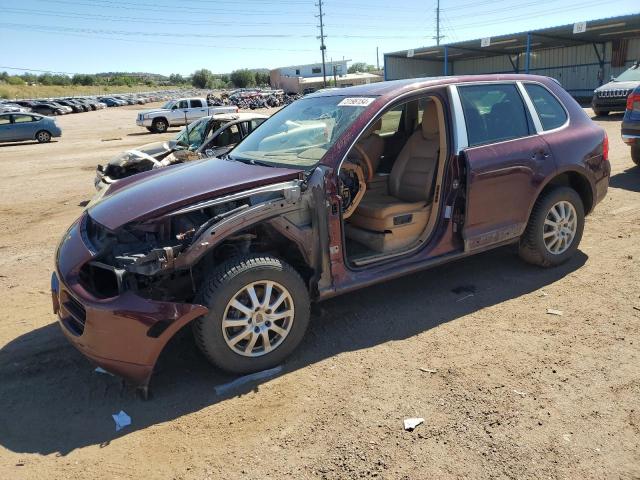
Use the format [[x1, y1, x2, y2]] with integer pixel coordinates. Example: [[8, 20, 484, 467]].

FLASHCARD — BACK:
[[513, 389, 527, 396], [95, 367, 114, 376], [214, 366, 282, 396], [547, 308, 564, 316], [112, 410, 132, 432], [404, 418, 424, 431], [419, 367, 437, 373]]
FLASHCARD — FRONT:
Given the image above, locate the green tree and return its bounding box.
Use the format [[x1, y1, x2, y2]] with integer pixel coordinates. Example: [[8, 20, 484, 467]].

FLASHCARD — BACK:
[[347, 62, 375, 74], [191, 69, 213, 89], [254, 71, 270, 86], [230, 69, 256, 88], [169, 73, 185, 85]]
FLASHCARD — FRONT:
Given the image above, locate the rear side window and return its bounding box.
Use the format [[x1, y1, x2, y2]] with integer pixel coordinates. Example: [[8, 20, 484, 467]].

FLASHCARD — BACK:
[[191, 99, 203, 108], [13, 114, 34, 123], [458, 84, 531, 146], [524, 83, 567, 130]]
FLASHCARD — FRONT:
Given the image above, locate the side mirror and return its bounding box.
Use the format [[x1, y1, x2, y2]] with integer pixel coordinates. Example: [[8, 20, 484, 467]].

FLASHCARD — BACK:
[[205, 149, 215, 158]]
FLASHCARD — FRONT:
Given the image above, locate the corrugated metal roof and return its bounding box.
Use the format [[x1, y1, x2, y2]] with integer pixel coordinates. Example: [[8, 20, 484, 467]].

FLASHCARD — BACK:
[[385, 13, 640, 62]]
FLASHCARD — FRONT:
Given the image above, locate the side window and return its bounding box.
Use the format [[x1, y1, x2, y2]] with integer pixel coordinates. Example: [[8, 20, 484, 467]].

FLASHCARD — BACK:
[[13, 114, 34, 123], [190, 99, 203, 108], [0, 116, 10, 125], [177, 100, 188, 109], [523, 83, 568, 131], [249, 119, 265, 132], [378, 104, 403, 136], [458, 84, 531, 147], [214, 124, 242, 146], [312, 67, 321, 74]]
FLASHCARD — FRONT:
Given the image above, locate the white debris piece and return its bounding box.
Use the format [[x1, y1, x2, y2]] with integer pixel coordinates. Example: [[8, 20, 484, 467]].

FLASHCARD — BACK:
[[513, 389, 526, 397], [419, 368, 438, 373], [95, 367, 114, 376], [112, 410, 132, 432], [403, 417, 424, 431], [214, 366, 282, 396], [547, 308, 563, 316]]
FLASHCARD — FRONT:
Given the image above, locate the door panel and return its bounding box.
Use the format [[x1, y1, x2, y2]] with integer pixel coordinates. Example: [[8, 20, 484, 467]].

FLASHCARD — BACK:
[[462, 135, 555, 251], [0, 116, 12, 141]]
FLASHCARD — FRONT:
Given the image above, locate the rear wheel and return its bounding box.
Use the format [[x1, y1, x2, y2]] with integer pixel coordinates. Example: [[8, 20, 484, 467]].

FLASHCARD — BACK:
[[632, 146, 640, 167], [152, 118, 168, 133], [35, 130, 51, 143], [192, 255, 310, 374], [518, 187, 584, 267]]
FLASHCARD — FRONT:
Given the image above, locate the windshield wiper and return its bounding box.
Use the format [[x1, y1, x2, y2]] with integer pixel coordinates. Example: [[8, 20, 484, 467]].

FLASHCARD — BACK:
[[227, 154, 274, 168]]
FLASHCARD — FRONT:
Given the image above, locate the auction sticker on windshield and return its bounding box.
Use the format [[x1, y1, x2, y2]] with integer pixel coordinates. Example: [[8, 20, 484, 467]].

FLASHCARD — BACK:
[[338, 97, 376, 107]]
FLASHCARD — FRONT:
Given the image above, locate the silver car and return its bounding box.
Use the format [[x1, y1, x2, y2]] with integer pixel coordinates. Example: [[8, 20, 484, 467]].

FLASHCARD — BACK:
[[0, 112, 62, 143]]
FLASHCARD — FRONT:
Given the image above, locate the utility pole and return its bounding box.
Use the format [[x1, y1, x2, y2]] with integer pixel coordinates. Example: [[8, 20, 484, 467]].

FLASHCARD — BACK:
[[376, 46, 379, 70], [316, 0, 327, 87], [434, 0, 444, 45]]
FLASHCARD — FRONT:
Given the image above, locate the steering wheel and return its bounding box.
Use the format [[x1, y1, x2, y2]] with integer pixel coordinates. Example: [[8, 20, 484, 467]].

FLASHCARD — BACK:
[[353, 143, 374, 183]]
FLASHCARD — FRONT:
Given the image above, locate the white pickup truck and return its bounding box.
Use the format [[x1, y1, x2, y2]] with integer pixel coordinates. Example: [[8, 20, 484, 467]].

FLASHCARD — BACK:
[[136, 97, 238, 133]]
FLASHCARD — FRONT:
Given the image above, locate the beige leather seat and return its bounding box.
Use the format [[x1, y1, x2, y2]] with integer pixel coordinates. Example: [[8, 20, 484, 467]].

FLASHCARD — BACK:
[[346, 101, 440, 253], [355, 119, 384, 174]]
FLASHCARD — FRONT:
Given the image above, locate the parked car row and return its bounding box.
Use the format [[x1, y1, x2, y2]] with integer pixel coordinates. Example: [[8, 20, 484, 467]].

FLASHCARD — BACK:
[[52, 74, 613, 392]]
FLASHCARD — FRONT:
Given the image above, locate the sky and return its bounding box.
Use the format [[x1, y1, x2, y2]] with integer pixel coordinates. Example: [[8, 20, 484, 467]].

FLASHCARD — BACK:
[[0, 0, 638, 76]]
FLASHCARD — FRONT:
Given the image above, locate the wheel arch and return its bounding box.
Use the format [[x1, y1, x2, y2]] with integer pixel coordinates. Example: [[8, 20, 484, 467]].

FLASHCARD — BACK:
[[530, 169, 595, 219]]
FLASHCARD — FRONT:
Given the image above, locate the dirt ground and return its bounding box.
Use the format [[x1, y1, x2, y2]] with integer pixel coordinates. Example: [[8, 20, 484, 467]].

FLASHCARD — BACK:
[[0, 103, 638, 480]]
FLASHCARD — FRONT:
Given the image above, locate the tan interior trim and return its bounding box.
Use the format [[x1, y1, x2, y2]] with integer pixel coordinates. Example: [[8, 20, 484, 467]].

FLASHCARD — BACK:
[[349, 95, 449, 267]]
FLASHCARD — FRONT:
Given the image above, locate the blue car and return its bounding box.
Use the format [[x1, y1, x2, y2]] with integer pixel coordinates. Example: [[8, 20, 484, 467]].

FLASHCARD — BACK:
[[0, 112, 62, 143], [622, 85, 640, 166]]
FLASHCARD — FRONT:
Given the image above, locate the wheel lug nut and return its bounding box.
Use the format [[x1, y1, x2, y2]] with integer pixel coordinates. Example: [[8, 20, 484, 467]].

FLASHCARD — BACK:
[[254, 326, 260, 333]]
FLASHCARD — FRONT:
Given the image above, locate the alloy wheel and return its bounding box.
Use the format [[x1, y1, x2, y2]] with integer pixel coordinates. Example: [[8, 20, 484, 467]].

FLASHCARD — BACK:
[[543, 200, 577, 255], [222, 280, 295, 357]]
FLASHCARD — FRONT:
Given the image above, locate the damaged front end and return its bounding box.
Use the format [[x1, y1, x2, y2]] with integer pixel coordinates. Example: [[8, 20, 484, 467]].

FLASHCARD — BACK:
[[95, 147, 201, 189], [54, 178, 310, 388]]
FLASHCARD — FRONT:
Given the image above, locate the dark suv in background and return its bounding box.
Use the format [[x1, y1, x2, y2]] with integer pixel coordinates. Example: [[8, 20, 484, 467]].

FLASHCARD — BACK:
[[592, 61, 640, 116]]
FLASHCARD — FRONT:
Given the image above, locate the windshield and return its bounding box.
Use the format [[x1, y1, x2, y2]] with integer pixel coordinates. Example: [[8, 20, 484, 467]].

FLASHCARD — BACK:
[[230, 95, 374, 169], [161, 100, 175, 109], [614, 65, 640, 82], [175, 117, 216, 149]]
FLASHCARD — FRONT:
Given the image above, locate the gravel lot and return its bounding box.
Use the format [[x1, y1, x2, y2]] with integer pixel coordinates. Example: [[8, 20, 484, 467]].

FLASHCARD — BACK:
[[0, 103, 638, 480]]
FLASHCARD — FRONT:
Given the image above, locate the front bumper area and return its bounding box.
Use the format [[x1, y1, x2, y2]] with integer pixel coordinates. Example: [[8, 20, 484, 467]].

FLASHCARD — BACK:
[[52, 217, 208, 386], [136, 117, 153, 127]]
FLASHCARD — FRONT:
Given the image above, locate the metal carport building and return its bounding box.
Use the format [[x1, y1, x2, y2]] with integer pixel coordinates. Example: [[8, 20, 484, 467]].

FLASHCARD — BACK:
[[383, 13, 640, 100]]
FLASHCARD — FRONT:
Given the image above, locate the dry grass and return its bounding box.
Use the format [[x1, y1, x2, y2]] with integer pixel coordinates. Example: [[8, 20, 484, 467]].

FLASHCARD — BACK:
[[0, 84, 181, 100]]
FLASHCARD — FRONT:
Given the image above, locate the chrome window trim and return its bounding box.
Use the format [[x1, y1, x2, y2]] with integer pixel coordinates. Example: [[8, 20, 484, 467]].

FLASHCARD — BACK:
[[448, 85, 468, 153], [519, 80, 570, 135], [516, 81, 543, 133]]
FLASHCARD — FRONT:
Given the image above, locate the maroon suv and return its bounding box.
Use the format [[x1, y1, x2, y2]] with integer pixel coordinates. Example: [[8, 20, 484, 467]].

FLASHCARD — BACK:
[[52, 74, 610, 390]]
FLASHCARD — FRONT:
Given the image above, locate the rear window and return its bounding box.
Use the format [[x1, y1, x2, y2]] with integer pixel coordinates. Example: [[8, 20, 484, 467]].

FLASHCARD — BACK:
[[459, 83, 532, 147], [524, 83, 567, 131]]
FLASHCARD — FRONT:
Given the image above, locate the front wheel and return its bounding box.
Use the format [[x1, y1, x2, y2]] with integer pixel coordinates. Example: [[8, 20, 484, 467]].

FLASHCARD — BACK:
[[518, 187, 585, 267], [632, 146, 640, 167], [36, 130, 51, 143], [152, 118, 168, 133], [192, 255, 310, 374]]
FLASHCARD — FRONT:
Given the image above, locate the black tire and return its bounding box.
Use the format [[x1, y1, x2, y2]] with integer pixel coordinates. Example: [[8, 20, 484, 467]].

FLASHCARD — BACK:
[[152, 118, 168, 133], [146, 127, 153, 132], [192, 255, 310, 374], [632, 146, 640, 167], [35, 130, 51, 143], [518, 186, 585, 267], [593, 108, 608, 117]]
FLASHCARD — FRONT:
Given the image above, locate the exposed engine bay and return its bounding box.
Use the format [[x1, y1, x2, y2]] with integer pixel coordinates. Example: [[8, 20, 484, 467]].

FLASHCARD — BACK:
[[79, 181, 305, 302]]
